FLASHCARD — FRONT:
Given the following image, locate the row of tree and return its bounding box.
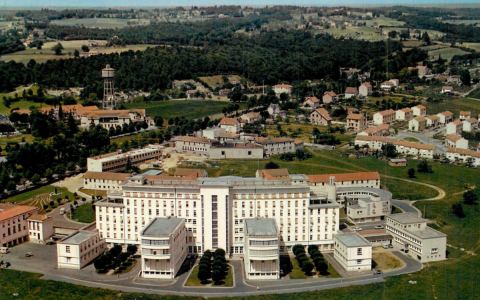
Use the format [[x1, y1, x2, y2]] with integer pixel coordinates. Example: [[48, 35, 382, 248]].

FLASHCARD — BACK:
[[197, 248, 229, 284]]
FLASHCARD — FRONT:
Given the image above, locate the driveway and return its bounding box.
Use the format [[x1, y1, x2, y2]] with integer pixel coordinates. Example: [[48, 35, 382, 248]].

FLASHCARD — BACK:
[[395, 128, 446, 154], [392, 200, 422, 216]]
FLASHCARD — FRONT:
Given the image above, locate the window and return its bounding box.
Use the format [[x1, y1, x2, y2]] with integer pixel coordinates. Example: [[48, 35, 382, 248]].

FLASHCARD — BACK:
[[66, 246, 71, 253], [357, 248, 362, 255]]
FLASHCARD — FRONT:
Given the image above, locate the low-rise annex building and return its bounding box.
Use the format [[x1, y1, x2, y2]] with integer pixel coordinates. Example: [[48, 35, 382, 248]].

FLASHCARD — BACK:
[[357, 124, 390, 137], [83, 171, 131, 191], [333, 232, 372, 271], [27, 214, 54, 243], [87, 145, 162, 172], [344, 187, 392, 223], [140, 217, 187, 279], [386, 213, 447, 262], [57, 223, 106, 270], [244, 218, 280, 280]]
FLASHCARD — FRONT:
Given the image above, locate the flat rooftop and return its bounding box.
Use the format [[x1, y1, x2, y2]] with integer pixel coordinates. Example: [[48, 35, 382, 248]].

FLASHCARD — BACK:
[[245, 218, 278, 236], [141, 217, 184, 236], [335, 233, 371, 247], [60, 231, 97, 245], [89, 146, 160, 163], [388, 213, 425, 224], [406, 227, 447, 239]]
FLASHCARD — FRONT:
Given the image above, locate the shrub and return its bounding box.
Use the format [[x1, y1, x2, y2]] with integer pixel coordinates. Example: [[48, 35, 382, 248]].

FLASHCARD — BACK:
[[301, 261, 314, 275], [316, 260, 329, 275], [307, 245, 318, 256]]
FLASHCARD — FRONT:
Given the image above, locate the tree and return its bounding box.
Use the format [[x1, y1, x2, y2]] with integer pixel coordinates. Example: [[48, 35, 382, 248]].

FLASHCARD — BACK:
[[388, 30, 398, 39], [301, 261, 314, 275], [460, 69, 471, 86], [127, 244, 138, 256], [81, 45, 89, 52], [422, 31, 431, 45], [212, 269, 222, 284], [6, 181, 16, 191], [73, 49, 80, 58], [67, 162, 76, 171], [55, 164, 66, 176], [94, 257, 107, 270], [381, 143, 397, 158], [407, 168, 415, 178], [452, 202, 466, 218], [197, 267, 211, 283], [316, 259, 329, 275], [53, 43, 64, 55], [43, 204, 49, 210], [463, 190, 478, 205], [49, 200, 55, 207], [45, 168, 53, 179], [417, 159, 433, 173], [31, 173, 41, 184], [265, 162, 280, 169]]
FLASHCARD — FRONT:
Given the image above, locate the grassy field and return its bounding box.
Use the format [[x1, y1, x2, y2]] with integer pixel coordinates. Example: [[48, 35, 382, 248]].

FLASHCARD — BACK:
[[185, 265, 233, 286], [423, 98, 480, 116], [0, 41, 158, 65], [0, 133, 35, 145], [372, 252, 404, 272], [461, 42, 480, 52], [50, 18, 150, 28], [71, 202, 96, 223], [0, 100, 53, 115], [316, 26, 383, 41], [5, 185, 75, 205], [428, 47, 469, 61], [441, 19, 480, 25], [363, 16, 405, 27], [124, 100, 246, 120]]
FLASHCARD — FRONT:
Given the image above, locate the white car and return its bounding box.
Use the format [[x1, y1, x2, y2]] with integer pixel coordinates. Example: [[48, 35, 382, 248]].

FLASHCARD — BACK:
[[375, 225, 384, 229], [353, 227, 363, 231]]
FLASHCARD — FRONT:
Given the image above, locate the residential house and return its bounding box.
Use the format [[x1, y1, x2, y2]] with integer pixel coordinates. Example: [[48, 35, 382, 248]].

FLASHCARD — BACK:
[[354, 136, 397, 151], [240, 112, 261, 124], [387, 213, 447, 262], [389, 79, 400, 88], [396, 108, 413, 121], [302, 97, 321, 110], [359, 82, 372, 97], [459, 111, 471, 121], [412, 105, 427, 117], [380, 81, 395, 91], [446, 119, 463, 135], [346, 114, 367, 132], [463, 118, 478, 132], [426, 115, 440, 128], [267, 104, 286, 119], [394, 141, 435, 158], [441, 86, 453, 94], [344, 87, 358, 99], [373, 109, 396, 125], [323, 91, 338, 104], [447, 148, 480, 166], [409, 117, 427, 132], [310, 108, 332, 126], [357, 124, 390, 137], [219, 117, 241, 134], [273, 84, 293, 94], [437, 111, 454, 124], [445, 135, 469, 150]]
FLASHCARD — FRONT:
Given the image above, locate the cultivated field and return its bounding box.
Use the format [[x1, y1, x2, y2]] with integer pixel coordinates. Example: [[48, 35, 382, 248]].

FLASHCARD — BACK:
[[363, 16, 406, 27], [460, 42, 480, 52], [198, 75, 248, 89], [0, 40, 158, 65], [441, 19, 480, 25], [50, 18, 150, 28], [317, 26, 384, 41], [427, 47, 469, 61], [124, 100, 246, 120]]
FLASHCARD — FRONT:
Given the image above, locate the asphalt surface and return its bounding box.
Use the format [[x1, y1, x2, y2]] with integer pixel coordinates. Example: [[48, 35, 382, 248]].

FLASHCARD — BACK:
[[3, 242, 423, 297], [395, 127, 446, 154], [392, 200, 422, 216]]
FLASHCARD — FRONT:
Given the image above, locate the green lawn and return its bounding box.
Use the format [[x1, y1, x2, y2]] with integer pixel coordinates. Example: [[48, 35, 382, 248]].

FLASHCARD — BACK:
[[185, 264, 233, 287], [50, 18, 150, 28], [428, 47, 469, 62], [124, 100, 246, 120], [289, 257, 309, 279], [71, 202, 96, 223], [0, 99, 53, 115]]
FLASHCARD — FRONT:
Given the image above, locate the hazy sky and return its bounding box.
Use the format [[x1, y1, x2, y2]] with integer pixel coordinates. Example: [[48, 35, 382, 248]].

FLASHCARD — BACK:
[[2, 0, 479, 8]]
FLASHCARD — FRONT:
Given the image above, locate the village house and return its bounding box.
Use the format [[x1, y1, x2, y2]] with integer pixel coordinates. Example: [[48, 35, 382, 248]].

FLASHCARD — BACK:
[[373, 109, 396, 125], [219, 117, 242, 134], [441, 86, 453, 94], [380, 81, 395, 91], [447, 148, 480, 166], [389, 79, 400, 88], [426, 115, 440, 128], [323, 91, 338, 104], [437, 111, 454, 124], [408, 117, 427, 132], [463, 118, 478, 132], [357, 124, 389, 137], [273, 84, 293, 94], [459, 111, 471, 121], [358, 82, 372, 97], [310, 108, 332, 126], [394, 140, 435, 158], [346, 114, 367, 132], [267, 104, 286, 119], [354, 136, 397, 151], [396, 108, 413, 121], [416, 65, 428, 77], [446, 120, 463, 135], [445, 135, 469, 150], [344, 87, 358, 99], [302, 97, 321, 110], [412, 105, 427, 117], [240, 112, 261, 124]]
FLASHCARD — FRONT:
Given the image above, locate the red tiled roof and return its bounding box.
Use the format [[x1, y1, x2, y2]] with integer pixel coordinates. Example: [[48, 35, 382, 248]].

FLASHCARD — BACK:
[[347, 113, 365, 120], [84, 171, 130, 181], [0, 205, 38, 222], [324, 91, 337, 97], [313, 108, 332, 121], [219, 117, 239, 126], [307, 172, 380, 183], [345, 87, 358, 94]]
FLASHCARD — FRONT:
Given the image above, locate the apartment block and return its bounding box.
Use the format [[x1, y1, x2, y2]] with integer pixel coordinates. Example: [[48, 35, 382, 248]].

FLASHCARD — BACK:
[[0, 204, 39, 247], [87, 145, 162, 172]]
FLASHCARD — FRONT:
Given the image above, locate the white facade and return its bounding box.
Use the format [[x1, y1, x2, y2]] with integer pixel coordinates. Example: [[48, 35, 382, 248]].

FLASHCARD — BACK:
[[87, 145, 162, 172], [463, 118, 478, 132], [57, 224, 106, 269], [446, 148, 480, 166], [28, 214, 54, 243], [408, 117, 427, 132], [446, 120, 463, 135], [437, 112, 454, 124], [273, 84, 292, 94], [396, 108, 413, 121], [83, 172, 130, 191], [345, 188, 392, 223], [445, 135, 469, 150], [387, 213, 447, 262], [334, 233, 372, 271], [373, 110, 395, 125], [140, 217, 187, 279], [412, 105, 426, 117], [244, 218, 280, 280]]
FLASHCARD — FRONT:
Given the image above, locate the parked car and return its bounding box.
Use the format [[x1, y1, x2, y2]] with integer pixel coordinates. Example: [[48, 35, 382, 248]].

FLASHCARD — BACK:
[[373, 270, 383, 275], [353, 227, 363, 231], [25, 252, 33, 257], [383, 244, 389, 249], [388, 244, 393, 248], [375, 225, 384, 229], [0, 247, 9, 254], [4, 262, 10, 268]]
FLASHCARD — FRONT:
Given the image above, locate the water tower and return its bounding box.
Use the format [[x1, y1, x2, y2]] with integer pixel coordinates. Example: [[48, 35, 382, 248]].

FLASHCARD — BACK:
[[102, 64, 116, 110]]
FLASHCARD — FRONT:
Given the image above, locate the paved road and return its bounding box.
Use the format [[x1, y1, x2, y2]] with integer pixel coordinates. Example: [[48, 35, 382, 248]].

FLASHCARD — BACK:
[[5, 242, 423, 297], [395, 128, 446, 154], [392, 200, 422, 216]]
